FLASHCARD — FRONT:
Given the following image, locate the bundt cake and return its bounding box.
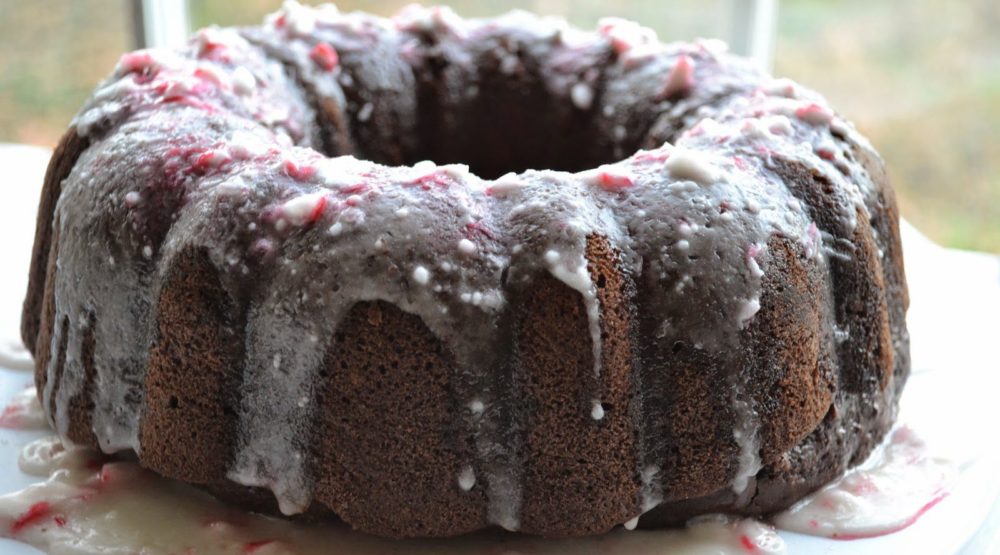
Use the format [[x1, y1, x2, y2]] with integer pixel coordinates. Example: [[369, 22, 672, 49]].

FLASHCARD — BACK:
[[21, 1, 909, 539]]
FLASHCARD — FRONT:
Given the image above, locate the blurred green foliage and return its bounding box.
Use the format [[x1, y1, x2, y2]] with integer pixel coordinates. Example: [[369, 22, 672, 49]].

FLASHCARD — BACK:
[[1, 0, 997, 251]]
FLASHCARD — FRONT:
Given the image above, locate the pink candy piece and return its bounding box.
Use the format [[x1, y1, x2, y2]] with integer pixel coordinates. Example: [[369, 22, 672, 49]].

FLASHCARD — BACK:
[[250, 238, 275, 259], [194, 67, 228, 89], [465, 220, 495, 240], [795, 103, 834, 125], [309, 42, 339, 71], [0, 403, 24, 429], [831, 491, 949, 541], [633, 150, 670, 164], [99, 462, 138, 486], [409, 172, 450, 190], [659, 54, 695, 100], [119, 51, 158, 75], [594, 170, 634, 191], [755, 145, 774, 158], [598, 19, 652, 56], [815, 147, 836, 161]]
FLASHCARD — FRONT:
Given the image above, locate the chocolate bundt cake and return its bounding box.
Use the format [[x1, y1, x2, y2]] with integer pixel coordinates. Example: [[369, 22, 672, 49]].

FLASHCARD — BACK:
[[21, 1, 909, 539]]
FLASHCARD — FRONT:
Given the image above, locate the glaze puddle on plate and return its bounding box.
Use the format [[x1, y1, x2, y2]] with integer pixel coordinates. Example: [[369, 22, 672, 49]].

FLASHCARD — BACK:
[[774, 426, 956, 540], [1, 439, 784, 555], [0, 377, 790, 554], [0, 388, 957, 555], [0, 388, 960, 555], [0, 341, 33, 373], [0, 388, 47, 431]]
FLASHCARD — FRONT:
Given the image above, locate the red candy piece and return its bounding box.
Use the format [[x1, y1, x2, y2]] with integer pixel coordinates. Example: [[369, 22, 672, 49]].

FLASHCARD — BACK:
[[243, 539, 275, 553], [307, 195, 328, 223], [10, 502, 51, 534], [309, 42, 339, 71], [192, 150, 231, 174], [284, 159, 317, 181], [739, 533, 758, 552]]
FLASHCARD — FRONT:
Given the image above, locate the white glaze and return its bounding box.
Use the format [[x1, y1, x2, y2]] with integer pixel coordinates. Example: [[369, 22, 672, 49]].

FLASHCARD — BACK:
[[1, 436, 787, 555], [0, 388, 47, 431], [0, 340, 33, 372], [774, 426, 956, 540]]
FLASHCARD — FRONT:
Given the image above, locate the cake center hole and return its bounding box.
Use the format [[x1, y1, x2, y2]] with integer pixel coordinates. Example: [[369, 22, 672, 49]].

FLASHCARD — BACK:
[[356, 75, 628, 179]]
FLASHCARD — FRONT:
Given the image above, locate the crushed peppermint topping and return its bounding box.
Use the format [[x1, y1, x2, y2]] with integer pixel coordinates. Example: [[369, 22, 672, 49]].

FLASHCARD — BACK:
[[598, 17, 657, 56], [591, 400, 606, 420], [457, 466, 476, 491], [665, 148, 721, 185], [659, 54, 695, 99], [283, 159, 317, 181], [117, 50, 159, 75], [570, 82, 594, 110], [309, 43, 339, 71], [457, 238, 477, 255], [488, 173, 526, 197], [764, 77, 799, 98], [357, 102, 374, 122], [192, 149, 231, 173], [795, 103, 834, 125], [587, 167, 635, 191], [231, 66, 257, 95], [737, 298, 761, 329], [747, 243, 765, 278], [282, 192, 328, 226], [229, 131, 269, 160], [412, 265, 431, 285]]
